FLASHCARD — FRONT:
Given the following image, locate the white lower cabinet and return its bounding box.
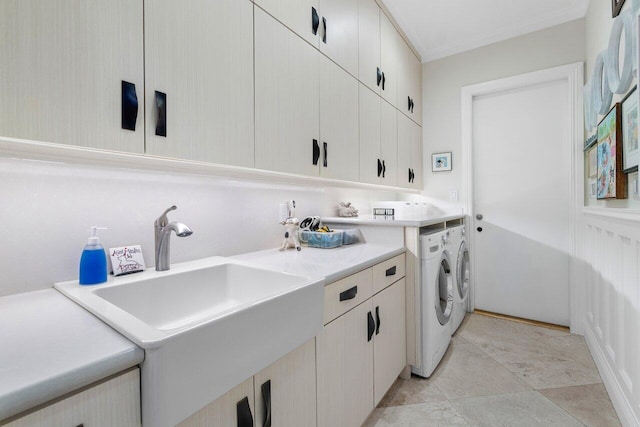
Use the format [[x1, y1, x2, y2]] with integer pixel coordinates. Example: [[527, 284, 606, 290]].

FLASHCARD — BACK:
[[6, 369, 140, 427], [317, 256, 407, 427], [179, 339, 316, 427]]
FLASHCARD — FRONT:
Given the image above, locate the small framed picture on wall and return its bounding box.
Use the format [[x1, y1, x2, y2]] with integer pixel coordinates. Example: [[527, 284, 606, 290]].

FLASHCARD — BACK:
[[621, 85, 639, 173], [596, 103, 626, 199], [432, 152, 452, 172]]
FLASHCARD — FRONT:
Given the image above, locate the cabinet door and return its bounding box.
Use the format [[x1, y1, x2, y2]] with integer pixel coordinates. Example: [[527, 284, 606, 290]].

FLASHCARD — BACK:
[[0, 0, 144, 153], [317, 301, 374, 427], [253, 339, 316, 427], [373, 279, 407, 406], [380, 13, 399, 108], [7, 369, 140, 427], [318, 0, 359, 76], [255, 9, 320, 177], [254, 0, 319, 47], [178, 377, 255, 427], [380, 99, 398, 187], [359, 84, 382, 185], [359, 0, 381, 94], [144, 0, 254, 167], [319, 56, 359, 181], [397, 40, 422, 126], [398, 115, 424, 190]]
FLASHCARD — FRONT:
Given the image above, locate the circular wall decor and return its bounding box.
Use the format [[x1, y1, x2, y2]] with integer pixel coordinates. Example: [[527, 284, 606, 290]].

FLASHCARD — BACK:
[[606, 10, 635, 94], [592, 51, 614, 116]]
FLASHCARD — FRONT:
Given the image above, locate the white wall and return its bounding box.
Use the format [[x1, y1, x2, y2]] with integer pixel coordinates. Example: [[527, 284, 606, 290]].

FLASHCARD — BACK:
[[0, 156, 400, 297], [421, 19, 586, 209]]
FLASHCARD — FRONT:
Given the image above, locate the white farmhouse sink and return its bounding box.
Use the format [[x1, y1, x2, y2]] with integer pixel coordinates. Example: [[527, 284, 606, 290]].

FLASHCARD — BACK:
[[55, 256, 324, 427]]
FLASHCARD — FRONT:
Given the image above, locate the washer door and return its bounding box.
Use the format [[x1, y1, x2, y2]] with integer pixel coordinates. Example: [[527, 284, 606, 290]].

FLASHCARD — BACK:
[[457, 241, 469, 300], [435, 252, 454, 325]]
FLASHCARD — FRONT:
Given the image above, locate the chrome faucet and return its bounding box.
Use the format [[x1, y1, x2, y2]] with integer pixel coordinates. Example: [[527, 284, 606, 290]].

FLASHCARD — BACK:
[[154, 205, 193, 271]]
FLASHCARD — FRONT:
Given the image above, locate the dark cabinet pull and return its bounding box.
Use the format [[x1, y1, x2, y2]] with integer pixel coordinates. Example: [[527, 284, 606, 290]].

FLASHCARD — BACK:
[[154, 91, 167, 137], [261, 380, 271, 427], [237, 396, 253, 427], [367, 311, 375, 342], [412, 169, 415, 183], [410, 98, 414, 113], [408, 96, 412, 112], [312, 7, 320, 35], [375, 306, 380, 335], [76, 425, 84, 427], [121, 81, 138, 131], [408, 168, 412, 183], [377, 67, 382, 87], [377, 159, 382, 177], [322, 17, 327, 43], [339, 285, 358, 301], [381, 72, 386, 90], [323, 142, 328, 167], [312, 139, 320, 165], [382, 160, 386, 178], [385, 266, 396, 277]]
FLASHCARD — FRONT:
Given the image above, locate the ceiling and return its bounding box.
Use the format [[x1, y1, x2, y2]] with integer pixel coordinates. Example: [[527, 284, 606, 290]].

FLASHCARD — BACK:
[[381, 0, 590, 63]]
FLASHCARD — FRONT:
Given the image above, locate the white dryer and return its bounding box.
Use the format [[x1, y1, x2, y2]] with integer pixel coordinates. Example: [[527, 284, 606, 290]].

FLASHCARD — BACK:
[[413, 229, 454, 378], [450, 225, 470, 334]]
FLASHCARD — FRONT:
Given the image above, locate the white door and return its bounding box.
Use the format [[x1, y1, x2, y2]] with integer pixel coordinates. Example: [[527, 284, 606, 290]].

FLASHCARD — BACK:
[[471, 77, 572, 326]]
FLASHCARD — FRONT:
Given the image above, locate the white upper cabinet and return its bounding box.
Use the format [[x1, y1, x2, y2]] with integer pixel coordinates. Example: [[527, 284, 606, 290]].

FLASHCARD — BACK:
[[254, 0, 320, 47], [397, 112, 423, 189], [397, 39, 422, 125], [254, 8, 321, 176], [359, 0, 382, 94], [318, 0, 359, 77], [0, 0, 144, 153], [380, 98, 399, 187], [144, 0, 254, 167], [319, 56, 359, 181], [380, 12, 400, 108]]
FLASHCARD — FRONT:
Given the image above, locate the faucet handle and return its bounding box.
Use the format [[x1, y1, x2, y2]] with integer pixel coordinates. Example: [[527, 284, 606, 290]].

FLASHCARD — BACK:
[[155, 205, 177, 228]]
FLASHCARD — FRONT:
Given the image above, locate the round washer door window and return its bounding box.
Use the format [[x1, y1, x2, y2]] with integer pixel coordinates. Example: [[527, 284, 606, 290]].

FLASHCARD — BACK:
[[435, 253, 454, 325]]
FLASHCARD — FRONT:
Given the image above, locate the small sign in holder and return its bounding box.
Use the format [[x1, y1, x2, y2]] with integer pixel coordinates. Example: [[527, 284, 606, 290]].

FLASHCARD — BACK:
[[109, 245, 146, 276]]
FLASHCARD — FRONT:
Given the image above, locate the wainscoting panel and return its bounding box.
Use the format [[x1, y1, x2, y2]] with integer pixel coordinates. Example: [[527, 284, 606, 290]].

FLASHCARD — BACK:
[[582, 210, 640, 426]]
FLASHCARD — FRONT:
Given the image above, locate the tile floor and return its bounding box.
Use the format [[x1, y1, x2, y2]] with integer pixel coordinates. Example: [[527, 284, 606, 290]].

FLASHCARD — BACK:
[[364, 313, 620, 427]]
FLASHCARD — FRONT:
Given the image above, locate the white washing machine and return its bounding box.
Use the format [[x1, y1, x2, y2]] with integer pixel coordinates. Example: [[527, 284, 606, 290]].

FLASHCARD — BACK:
[[449, 225, 470, 334], [412, 229, 454, 378]]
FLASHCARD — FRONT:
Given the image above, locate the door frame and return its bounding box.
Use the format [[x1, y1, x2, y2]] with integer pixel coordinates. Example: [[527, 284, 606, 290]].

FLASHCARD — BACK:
[[460, 62, 584, 333]]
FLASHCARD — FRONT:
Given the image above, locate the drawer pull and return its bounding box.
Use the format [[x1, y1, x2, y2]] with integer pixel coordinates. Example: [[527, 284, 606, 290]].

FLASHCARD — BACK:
[[237, 396, 254, 427], [121, 81, 138, 131], [261, 380, 271, 427], [367, 311, 375, 342], [339, 285, 358, 301], [155, 90, 167, 137], [385, 266, 397, 277]]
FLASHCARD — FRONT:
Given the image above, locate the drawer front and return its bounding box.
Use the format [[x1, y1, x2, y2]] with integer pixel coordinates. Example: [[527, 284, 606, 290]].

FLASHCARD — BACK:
[[324, 268, 373, 324], [372, 253, 405, 294]]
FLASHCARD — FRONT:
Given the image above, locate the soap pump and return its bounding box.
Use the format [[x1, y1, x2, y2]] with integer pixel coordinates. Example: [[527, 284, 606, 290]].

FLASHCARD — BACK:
[[79, 226, 108, 285]]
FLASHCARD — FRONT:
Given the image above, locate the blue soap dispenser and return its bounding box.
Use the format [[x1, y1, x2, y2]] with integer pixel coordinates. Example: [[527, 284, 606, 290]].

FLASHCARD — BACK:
[[79, 226, 108, 285]]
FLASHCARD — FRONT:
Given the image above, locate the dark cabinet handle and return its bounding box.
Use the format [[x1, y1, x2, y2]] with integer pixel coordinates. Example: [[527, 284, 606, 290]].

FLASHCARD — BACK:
[[381, 72, 386, 90], [339, 285, 358, 301], [408, 96, 412, 112], [323, 142, 328, 167], [408, 168, 412, 183], [322, 17, 327, 43], [76, 425, 84, 427], [237, 396, 253, 427], [375, 306, 380, 335], [382, 160, 386, 178], [377, 158, 382, 177], [410, 98, 414, 113], [261, 380, 271, 427], [311, 7, 319, 35], [367, 311, 375, 342], [385, 266, 396, 277], [312, 139, 320, 165], [377, 67, 382, 87], [121, 81, 138, 131], [155, 91, 167, 137]]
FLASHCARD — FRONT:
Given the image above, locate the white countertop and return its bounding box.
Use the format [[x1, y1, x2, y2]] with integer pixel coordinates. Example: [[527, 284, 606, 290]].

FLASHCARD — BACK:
[[322, 213, 464, 228], [0, 289, 144, 421], [232, 243, 405, 283]]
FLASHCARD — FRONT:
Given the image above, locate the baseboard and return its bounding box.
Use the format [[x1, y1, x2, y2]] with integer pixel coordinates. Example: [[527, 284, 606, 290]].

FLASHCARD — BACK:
[[584, 323, 640, 427]]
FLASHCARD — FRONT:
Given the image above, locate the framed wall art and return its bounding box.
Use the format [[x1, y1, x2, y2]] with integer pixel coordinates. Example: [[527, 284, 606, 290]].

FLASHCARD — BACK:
[[588, 146, 598, 178], [589, 178, 597, 199], [596, 103, 627, 199], [622, 85, 639, 173], [432, 152, 452, 172]]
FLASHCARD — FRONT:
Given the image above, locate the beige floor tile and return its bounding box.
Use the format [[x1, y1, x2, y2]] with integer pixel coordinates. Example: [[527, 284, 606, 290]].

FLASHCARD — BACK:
[[450, 391, 584, 427], [430, 336, 531, 399], [540, 383, 621, 427], [378, 375, 447, 407], [364, 401, 470, 427]]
